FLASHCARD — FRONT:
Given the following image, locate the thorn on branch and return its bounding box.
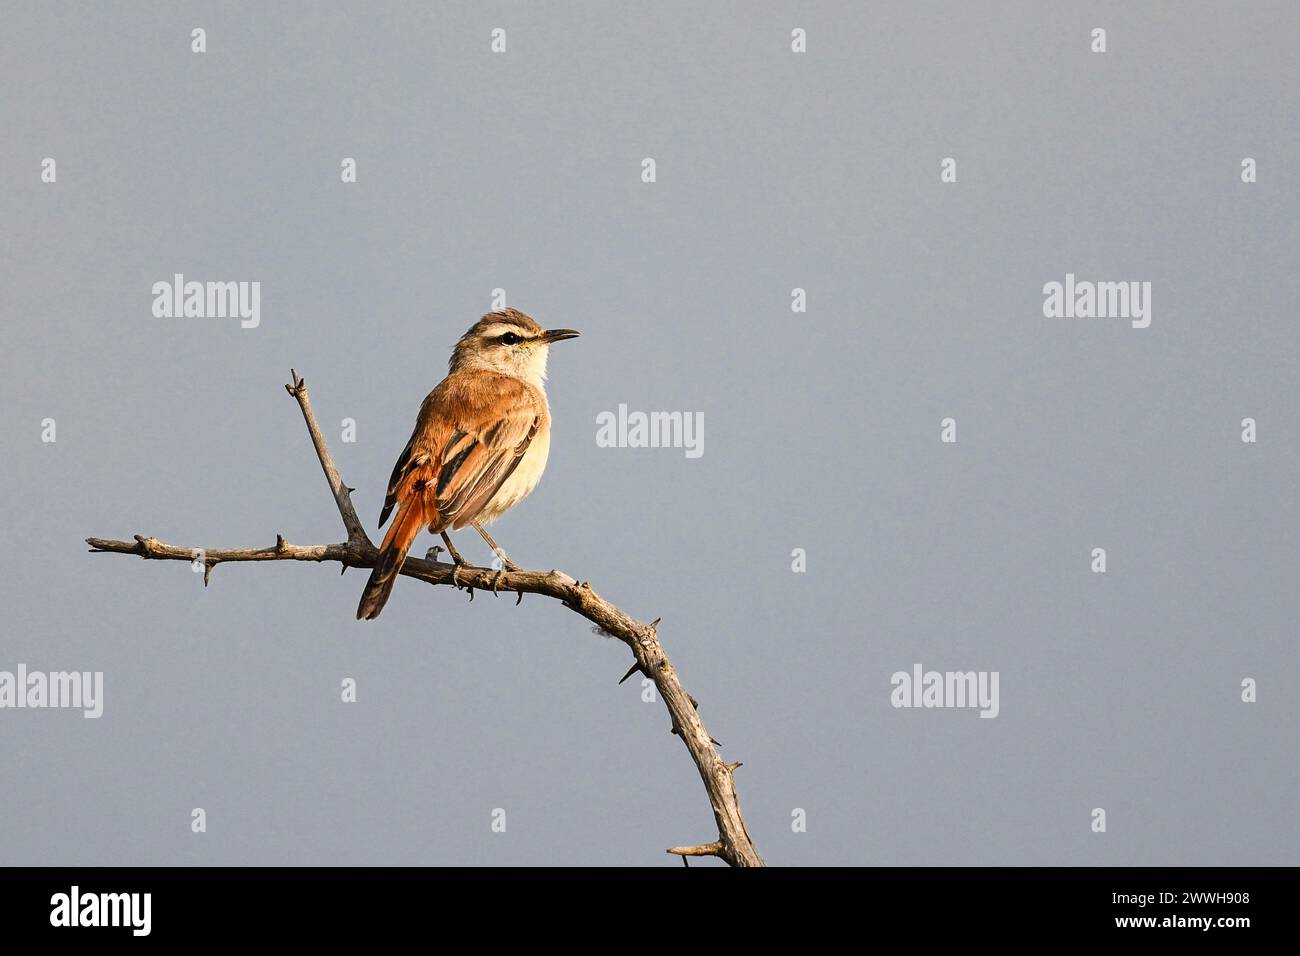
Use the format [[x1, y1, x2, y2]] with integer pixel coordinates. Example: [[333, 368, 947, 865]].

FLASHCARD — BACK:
[[275, 534, 288, 553], [203, 561, 215, 587], [618, 662, 645, 685]]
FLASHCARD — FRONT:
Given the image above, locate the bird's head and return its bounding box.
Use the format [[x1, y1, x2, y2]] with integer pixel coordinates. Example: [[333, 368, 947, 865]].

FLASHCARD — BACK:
[[449, 308, 580, 385]]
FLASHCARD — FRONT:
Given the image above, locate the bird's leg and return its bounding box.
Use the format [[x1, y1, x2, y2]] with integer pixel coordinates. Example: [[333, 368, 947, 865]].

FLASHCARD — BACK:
[[471, 520, 522, 600], [440, 531, 471, 588], [472, 521, 521, 572], [440, 531, 468, 566]]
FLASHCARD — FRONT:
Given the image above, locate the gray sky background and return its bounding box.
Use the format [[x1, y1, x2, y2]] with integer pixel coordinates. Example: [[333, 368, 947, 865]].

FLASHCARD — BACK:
[[1, 1, 1297, 866]]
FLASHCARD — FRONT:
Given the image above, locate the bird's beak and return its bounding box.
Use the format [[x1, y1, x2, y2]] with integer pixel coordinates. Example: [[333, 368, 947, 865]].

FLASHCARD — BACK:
[[542, 328, 581, 343]]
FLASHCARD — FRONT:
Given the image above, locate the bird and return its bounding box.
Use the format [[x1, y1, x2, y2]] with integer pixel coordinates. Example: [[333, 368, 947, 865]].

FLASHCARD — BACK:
[[356, 309, 580, 620]]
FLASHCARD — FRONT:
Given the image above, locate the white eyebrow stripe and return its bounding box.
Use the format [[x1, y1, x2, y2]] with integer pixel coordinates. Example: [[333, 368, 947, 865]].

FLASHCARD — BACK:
[[480, 323, 534, 338]]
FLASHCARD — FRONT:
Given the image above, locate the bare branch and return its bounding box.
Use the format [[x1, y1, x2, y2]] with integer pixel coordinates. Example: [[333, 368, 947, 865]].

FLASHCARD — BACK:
[[667, 841, 724, 859], [87, 370, 764, 868], [285, 369, 369, 546]]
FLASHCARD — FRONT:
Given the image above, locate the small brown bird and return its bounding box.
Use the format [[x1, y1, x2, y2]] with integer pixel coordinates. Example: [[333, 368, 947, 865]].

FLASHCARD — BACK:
[[356, 309, 579, 620]]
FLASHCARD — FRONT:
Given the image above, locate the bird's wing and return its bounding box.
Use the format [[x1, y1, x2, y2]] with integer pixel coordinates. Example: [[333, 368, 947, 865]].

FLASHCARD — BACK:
[[380, 374, 541, 534], [378, 435, 415, 528]]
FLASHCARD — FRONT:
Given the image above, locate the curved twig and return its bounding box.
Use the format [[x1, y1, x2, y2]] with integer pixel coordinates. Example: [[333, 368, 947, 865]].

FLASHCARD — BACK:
[[86, 369, 764, 868]]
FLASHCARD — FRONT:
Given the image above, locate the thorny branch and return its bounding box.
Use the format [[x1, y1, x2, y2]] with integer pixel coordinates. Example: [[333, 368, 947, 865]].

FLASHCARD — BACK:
[[87, 370, 764, 867]]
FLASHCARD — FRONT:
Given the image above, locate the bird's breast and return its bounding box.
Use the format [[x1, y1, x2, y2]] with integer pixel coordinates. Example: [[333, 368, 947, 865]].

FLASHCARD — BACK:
[[479, 423, 551, 524]]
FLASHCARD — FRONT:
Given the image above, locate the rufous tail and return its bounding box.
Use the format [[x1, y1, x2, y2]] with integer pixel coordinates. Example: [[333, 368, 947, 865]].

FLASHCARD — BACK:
[[356, 496, 428, 621]]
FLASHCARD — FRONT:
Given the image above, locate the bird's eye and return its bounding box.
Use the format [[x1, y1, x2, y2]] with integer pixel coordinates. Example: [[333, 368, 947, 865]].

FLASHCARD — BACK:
[[500, 332, 521, 345]]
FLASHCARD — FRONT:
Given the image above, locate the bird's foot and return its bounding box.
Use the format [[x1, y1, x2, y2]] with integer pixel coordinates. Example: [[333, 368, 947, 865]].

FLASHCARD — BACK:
[[487, 564, 524, 605], [427, 545, 476, 590]]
